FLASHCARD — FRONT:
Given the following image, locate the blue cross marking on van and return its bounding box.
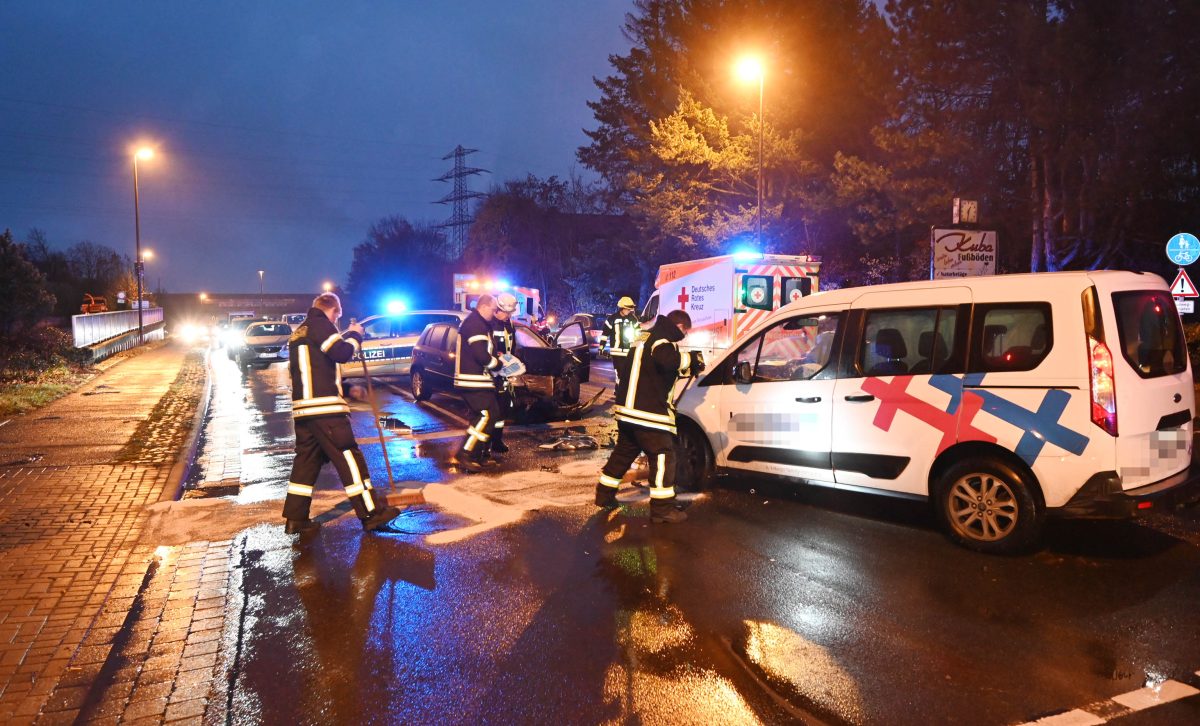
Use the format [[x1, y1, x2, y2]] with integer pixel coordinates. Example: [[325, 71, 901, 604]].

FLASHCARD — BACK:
[[1166, 232, 1200, 266], [930, 374, 1090, 465]]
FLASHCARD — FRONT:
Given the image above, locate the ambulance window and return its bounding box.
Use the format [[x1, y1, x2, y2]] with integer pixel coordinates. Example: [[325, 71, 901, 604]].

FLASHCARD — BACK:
[[743, 313, 841, 383], [969, 304, 1053, 373], [782, 277, 812, 306], [642, 294, 660, 321], [742, 275, 773, 311], [1112, 291, 1186, 378]]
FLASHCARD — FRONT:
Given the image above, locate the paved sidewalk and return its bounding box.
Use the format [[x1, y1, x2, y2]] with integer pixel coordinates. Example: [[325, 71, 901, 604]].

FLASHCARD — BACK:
[[0, 343, 215, 724]]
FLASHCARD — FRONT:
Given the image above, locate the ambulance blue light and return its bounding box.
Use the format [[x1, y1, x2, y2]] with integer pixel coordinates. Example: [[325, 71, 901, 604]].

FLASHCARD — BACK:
[[733, 249, 763, 261], [497, 280, 510, 291], [386, 299, 408, 314]]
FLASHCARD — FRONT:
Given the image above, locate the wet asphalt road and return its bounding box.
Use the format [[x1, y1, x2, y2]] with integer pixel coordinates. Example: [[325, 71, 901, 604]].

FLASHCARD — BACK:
[[198, 350, 1200, 725]]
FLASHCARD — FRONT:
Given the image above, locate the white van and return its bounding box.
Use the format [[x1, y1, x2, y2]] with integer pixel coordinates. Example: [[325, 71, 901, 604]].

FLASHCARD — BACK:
[[673, 270, 1198, 553]]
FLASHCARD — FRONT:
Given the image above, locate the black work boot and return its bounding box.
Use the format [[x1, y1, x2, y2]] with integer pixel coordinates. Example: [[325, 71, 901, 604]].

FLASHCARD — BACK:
[[285, 519, 320, 535], [490, 437, 509, 454], [650, 499, 687, 523], [595, 484, 619, 508], [449, 449, 483, 473], [362, 506, 402, 532]]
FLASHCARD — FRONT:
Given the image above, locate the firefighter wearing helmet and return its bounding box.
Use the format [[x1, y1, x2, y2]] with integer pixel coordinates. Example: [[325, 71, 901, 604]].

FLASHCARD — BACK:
[[602, 296, 640, 369], [489, 292, 520, 455], [449, 294, 503, 473]]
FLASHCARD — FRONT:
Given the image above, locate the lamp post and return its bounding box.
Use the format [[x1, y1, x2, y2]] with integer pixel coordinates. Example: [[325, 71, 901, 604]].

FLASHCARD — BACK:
[[258, 270, 265, 311], [735, 56, 765, 248], [132, 146, 155, 343], [322, 281, 333, 293]]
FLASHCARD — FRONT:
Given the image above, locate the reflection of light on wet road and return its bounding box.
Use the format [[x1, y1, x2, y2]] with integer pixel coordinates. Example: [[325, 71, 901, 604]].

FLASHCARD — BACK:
[[742, 620, 864, 723]]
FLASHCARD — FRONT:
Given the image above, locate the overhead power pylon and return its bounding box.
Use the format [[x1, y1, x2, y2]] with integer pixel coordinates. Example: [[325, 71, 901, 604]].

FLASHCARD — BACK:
[[434, 146, 488, 258]]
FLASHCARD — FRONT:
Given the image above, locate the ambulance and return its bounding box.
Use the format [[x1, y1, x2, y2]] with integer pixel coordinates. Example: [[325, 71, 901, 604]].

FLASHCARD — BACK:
[[640, 252, 821, 357], [452, 274, 543, 325]]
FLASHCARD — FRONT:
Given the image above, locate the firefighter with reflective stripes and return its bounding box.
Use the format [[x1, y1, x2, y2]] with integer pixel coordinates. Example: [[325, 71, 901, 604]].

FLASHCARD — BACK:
[[449, 294, 502, 473], [489, 293, 519, 455], [602, 296, 640, 366], [282, 293, 400, 535], [596, 310, 704, 523]]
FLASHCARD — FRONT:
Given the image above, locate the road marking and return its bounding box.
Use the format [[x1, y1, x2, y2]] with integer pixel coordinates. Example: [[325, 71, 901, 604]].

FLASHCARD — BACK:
[[1110, 679, 1198, 711], [1019, 675, 1200, 725]]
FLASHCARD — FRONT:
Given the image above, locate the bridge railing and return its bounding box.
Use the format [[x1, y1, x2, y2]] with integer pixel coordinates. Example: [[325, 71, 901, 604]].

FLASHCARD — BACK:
[[71, 308, 164, 348]]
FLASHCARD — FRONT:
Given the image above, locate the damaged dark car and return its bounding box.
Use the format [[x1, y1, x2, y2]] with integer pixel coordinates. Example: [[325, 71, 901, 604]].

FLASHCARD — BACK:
[[409, 319, 594, 419]]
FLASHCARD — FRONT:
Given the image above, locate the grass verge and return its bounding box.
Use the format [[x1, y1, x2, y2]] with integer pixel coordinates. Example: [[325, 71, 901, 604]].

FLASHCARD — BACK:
[[0, 364, 94, 417]]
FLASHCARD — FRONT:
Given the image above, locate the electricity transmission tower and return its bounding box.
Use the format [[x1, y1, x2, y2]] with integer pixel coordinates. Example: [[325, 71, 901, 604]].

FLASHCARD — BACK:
[[434, 146, 488, 258]]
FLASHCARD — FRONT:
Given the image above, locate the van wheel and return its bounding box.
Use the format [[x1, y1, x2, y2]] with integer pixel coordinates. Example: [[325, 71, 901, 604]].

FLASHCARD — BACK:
[[410, 368, 431, 401], [934, 456, 1042, 554], [675, 420, 715, 492]]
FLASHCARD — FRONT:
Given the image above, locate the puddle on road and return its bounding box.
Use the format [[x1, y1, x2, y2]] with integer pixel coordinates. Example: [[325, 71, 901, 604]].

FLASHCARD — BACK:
[[1, 453, 44, 466]]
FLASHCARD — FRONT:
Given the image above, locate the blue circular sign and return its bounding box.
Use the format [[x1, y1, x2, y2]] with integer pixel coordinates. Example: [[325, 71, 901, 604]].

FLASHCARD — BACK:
[[1167, 233, 1200, 266]]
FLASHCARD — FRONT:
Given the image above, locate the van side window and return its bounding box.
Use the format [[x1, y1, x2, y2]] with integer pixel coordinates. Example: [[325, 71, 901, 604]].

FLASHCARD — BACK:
[[859, 307, 959, 377], [970, 304, 1052, 373], [739, 313, 841, 382], [1112, 291, 1186, 378]]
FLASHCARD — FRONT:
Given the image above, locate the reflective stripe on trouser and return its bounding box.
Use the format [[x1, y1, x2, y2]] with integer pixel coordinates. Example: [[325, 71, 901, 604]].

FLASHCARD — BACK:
[[284, 416, 385, 521], [598, 421, 676, 500], [459, 389, 500, 459], [491, 387, 513, 446]]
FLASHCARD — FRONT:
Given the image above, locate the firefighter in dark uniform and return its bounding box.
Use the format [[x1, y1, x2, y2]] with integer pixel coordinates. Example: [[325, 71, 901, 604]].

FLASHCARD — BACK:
[[488, 292, 519, 455], [282, 293, 400, 535], [449, 294, 503, 473], [595, 309, 704, 523], [602, 296, 641, 370]]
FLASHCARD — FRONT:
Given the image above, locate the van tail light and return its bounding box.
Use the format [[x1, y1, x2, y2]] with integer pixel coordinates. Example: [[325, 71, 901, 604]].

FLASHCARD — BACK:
[[1088, 336, 1118, 436]]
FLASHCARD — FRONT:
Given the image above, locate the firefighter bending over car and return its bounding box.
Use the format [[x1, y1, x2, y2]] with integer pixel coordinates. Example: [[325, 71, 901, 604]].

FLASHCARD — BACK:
[[596, 309, 704, 523], [489, 293, 519, 455], [602, 296, 641, 367], [282, 293, 400, 535], [450, 294, 503, 473]]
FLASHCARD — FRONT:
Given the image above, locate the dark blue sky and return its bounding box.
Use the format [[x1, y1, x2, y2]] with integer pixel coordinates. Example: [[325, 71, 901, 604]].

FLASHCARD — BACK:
[[0, 1, 632, 293]]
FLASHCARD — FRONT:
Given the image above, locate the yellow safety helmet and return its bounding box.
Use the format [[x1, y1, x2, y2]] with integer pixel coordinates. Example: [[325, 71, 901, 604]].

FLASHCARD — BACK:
[[617, 296, 636, 309]]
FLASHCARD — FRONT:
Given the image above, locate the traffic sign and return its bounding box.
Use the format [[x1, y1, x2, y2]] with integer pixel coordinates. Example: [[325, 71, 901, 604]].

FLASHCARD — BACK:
[[1170, 268, 1198, 298], [1175, 298, 1194, 315], [1167, 233, 1200, 266]]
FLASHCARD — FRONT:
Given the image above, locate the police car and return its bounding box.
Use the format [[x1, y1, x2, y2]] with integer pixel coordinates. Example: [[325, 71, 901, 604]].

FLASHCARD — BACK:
[[338, 310, 467, 389], [671, 271, 1199, 553]]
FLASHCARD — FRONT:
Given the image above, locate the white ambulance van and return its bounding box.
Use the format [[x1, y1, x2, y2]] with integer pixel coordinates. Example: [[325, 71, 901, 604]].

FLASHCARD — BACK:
[[641, 253, 821, 358], [673, 270, 1199, 553]]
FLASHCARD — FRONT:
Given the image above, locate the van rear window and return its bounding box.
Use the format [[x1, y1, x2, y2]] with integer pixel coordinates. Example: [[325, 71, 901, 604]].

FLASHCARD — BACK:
[[1112, 291, 1187, 378]]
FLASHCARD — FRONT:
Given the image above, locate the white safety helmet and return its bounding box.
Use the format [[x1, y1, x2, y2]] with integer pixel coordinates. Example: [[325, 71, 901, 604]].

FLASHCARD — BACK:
[[496, 293, 519, 313]]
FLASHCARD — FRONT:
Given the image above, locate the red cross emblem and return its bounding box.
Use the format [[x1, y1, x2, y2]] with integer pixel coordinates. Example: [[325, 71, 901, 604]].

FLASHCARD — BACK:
[[677, 287, 689, 306]]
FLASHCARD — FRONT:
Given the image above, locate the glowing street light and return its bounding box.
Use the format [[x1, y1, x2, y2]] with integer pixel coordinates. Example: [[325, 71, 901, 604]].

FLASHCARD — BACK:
[[735, 55, 765, 248], [132, 145, 157, 343], [322, 281, 333, 292], [258, 270, 265, 311], [199, 292, 208, 302]]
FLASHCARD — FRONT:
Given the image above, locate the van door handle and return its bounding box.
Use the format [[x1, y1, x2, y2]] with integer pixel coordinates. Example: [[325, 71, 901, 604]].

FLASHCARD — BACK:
[[795, 396, 822, 403], [844, 394, 876, 402]]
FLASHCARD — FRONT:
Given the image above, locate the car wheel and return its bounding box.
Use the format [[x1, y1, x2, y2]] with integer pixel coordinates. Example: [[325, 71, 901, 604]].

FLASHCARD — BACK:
[[675, 420, 715, 492], [934, 456, 1043, 554], [411, 368, 431, 401], [557, 365, 580, 405]]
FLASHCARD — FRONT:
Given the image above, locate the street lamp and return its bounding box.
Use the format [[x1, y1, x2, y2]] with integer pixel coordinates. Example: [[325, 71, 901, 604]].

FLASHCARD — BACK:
[[132, 146, 155, 343], [735, 56, 765, 248], [258, 270, 265, 311], [322, 281, 333, 292]]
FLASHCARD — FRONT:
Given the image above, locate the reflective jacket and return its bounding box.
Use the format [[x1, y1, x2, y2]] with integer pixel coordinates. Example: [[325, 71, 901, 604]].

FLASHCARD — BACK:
[[613, 315, 692, 434], [603, 310, 641, 358], [491, 316, 515, 356], [454, 310, 501, 389], [289, 307, 363, 419]]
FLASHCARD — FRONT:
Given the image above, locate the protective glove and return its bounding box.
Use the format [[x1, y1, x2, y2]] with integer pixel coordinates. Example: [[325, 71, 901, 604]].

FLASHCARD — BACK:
[[688, 350, 706, 375]]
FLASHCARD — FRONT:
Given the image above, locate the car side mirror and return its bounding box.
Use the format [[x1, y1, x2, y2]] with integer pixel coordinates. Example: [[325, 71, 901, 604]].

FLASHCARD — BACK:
[[734, 361, 754, 384]]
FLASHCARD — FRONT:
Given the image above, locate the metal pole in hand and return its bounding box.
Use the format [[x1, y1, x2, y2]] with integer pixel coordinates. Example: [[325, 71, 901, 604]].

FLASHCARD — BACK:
[[360, 357, 396, 492]]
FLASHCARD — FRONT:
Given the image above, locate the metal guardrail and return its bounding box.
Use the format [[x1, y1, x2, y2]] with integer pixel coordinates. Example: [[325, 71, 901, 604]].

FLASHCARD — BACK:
[[71, 308, 164, 348]]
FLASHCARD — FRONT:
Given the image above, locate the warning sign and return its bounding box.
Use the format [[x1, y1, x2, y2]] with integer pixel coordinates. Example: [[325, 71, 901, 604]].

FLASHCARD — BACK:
[[1170, 268, 1198, 298]]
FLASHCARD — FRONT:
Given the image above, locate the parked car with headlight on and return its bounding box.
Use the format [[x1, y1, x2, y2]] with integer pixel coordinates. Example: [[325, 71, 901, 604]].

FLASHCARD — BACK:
[[235, 321, 291, 367]]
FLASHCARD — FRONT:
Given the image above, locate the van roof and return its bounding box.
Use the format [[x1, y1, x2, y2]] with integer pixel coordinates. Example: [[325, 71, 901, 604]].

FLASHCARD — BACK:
[[779, 270, 1164, 314]]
